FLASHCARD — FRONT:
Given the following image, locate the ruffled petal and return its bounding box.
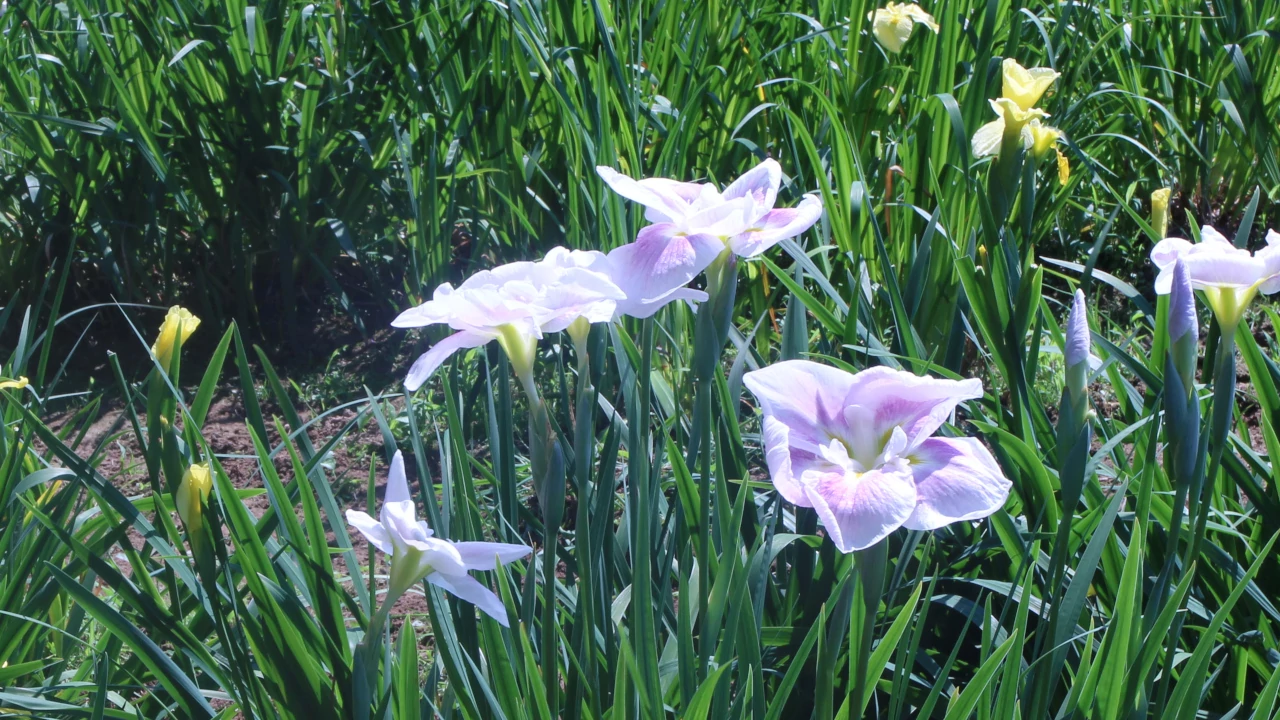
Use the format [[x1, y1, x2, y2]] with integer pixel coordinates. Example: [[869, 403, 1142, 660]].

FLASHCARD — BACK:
[[760, 415, 815, 507], [1197, 225, 1234, 247], [1259, 241, 1280, 295], [1001, 58, 1059, 111], [728, 195, 824, 258], [743, 360, 861, 449], [345, 510, 393, 555], [802, 463, 917, 553], [596, 166, 692, 224], [452, 541, 533, 571], [902, 437, 1011, 530], [404, 331, 492, 391], [604, 227, 725, 319], [533, 265, 626, 332], [720, 159, 781, 213], [841, 367, 984, 451], [903, 3, 939, 31], [428, 572, 511, 627]]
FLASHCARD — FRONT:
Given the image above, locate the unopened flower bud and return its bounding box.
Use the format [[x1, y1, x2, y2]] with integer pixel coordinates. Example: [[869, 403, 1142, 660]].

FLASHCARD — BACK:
[[1151, 188, 1171, 239]]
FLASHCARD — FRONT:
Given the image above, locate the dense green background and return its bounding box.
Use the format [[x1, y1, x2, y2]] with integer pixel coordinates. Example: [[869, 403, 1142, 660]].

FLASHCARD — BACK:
[[3, 0, 1276, 339]]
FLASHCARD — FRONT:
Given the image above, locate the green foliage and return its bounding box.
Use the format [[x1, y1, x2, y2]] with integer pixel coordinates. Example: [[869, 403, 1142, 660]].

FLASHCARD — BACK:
[[3, 0, 1280, 718], [3, 0, 1276, 332]]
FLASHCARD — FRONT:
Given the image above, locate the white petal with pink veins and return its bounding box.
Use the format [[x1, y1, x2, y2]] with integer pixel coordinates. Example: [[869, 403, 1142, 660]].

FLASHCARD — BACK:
[[903, 437, 1011, 531]]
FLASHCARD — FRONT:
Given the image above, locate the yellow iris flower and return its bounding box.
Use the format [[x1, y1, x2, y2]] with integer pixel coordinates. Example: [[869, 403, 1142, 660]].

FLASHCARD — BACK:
[[971, 59, 1060, 161], [870, 3, 939, 54], [1001, 58, 1060, 111], [152, 306, 200, 370], [0, 376, 28, 390], [176, 463, 213, 550]]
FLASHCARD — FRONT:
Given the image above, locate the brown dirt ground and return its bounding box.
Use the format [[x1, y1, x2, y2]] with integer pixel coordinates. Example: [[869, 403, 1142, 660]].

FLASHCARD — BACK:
[[50, 391, 438, 623]]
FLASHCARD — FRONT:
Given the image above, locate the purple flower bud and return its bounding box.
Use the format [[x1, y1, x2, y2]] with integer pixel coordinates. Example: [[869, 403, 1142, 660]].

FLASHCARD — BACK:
[[1168, 258, 1198, 345], [1065, 290, 1090, 369]]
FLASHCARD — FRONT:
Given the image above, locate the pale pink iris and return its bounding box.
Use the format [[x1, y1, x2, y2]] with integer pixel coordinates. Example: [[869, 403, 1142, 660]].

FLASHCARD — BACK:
[[743, 361, 1011, 553], [596, 158, 823, 307], [346, 451, 530, 626]]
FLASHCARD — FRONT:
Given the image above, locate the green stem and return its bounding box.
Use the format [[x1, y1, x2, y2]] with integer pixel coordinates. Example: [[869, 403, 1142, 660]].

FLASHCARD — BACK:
[[629, 319, 661, 713], [567, 347, 598, 720], [687, 250, 737, 679], [852, 540, 888, 713]]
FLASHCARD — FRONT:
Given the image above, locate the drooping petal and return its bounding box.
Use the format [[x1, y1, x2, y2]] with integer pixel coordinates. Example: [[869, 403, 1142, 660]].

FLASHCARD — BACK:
[[604, 226, 725, 318], [452, 541, 533, 571], [971, 118, 1006, 158], [404, 331, 493, 391], [595, 166, 694, 224], [1180, 246, 1267, 291], [902, 3, 939, 31], [428, 572, 511, 627], [802, 463, 918, 553], [345, 510, 393, 555], [743, 360, 862, 449], [871, 7, 915, 54], [902, 437, 1010, 530], [720, 159, 782, 214], [728, 195, 824, 258], [1256, 237, 1280, 295], [1151, 237, 1193, 294], [841, 367, 984, 451], [759, 415, 815, 507]]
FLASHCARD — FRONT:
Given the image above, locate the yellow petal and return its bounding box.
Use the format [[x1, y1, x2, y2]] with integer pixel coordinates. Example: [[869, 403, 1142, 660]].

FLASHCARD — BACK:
[[1057, 149, 1070, 185], [1027, 120, 1064, 158], [872, 6, 914, 54], [901, 3, 939, 32], [991, 97, 1048, 131], [176, 463, 213, 537], [1001, 58, 1060, 111], [0, 376, 28, 390], [1151, 187, 1172, 238], [152, 306, 201, 370]]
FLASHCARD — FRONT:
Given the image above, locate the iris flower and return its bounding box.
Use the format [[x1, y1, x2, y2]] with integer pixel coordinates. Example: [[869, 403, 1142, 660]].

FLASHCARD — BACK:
[[971, 59, 1060, 159], [346, 451, 530, 626], [0, 376, 28, 391], [743, 361, 1011, 553], [392, 248, 626, 391], [869, 3, 939, 54], [1151, 225, 1280, 329], [152, 306, 200, 370], [595, 159, 823, 299], [176, 463, 212, 551]]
